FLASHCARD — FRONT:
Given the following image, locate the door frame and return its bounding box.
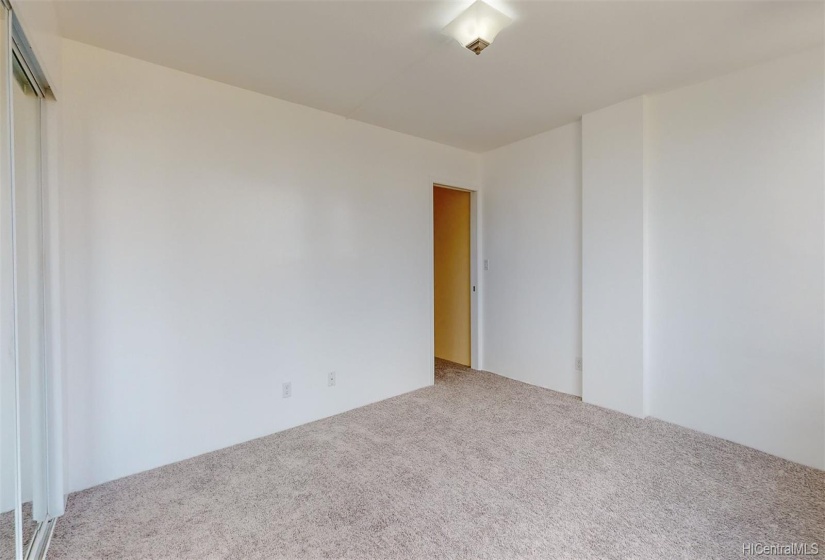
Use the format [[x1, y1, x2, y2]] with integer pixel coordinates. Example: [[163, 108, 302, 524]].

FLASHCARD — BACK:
[[430, 182, 480, 376]]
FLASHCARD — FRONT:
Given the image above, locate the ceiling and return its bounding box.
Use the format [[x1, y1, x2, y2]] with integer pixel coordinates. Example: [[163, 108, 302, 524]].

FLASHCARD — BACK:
[[55, 1, 823, 153]]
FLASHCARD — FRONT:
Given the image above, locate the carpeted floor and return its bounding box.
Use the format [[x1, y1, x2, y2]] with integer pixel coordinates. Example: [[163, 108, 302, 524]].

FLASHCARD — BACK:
[[0, 503, 36, 560], [44, 360, 824, 559]]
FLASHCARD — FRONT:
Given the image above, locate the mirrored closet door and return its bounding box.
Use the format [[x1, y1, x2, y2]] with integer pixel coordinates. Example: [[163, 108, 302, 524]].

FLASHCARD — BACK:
[[1, 4, 60, 560], [12, 40, 46, 560], [1, 6, 16, 557]]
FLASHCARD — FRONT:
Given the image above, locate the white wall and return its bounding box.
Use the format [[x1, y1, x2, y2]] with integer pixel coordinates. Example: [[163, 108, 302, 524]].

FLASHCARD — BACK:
[[647, 48, 824, 469], [481, 122, 582, 395], [60, 40, 480, 492], [59, 36, 825, 492], [581, 97, 647, 418], [480, 48, 823, 469]]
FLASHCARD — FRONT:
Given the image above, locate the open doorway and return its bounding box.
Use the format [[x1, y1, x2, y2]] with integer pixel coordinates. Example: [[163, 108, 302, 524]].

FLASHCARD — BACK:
[[433, 185, 472, 367]]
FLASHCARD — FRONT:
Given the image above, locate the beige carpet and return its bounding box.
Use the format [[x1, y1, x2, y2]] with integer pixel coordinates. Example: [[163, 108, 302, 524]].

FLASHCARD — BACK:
[[0, 503, 37, 560], [44, 360, 824, 559]]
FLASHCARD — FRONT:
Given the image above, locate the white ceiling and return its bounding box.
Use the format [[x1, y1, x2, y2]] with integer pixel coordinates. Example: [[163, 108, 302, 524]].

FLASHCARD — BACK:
[[55, 1, 823, 152]]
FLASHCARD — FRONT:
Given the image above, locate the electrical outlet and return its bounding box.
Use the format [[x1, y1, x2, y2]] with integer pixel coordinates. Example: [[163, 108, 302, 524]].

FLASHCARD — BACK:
[[484, 259, 489, 271], [282, 382, 291, 398], [575, 358, 582, 371], [328, 371, 336, 387]]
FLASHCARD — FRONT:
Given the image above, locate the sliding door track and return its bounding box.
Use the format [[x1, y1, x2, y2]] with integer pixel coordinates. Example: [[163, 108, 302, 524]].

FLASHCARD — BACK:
[[24, 518, 57, 560]]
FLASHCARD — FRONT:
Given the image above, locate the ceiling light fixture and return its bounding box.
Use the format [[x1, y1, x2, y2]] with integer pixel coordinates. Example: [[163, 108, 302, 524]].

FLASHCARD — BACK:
[[442, 0, 512, 55]]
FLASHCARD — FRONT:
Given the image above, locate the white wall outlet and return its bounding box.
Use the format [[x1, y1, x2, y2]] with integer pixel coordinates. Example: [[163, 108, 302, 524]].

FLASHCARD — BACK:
[[575, 358, 582, 371], [282, 382, 292, 398], [484, 259, 489, 271], [328, 371, 336, 387]]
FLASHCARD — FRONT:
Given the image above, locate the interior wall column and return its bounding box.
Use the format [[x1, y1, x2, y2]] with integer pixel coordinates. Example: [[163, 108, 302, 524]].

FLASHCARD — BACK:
[[581, 96, 650, 418]]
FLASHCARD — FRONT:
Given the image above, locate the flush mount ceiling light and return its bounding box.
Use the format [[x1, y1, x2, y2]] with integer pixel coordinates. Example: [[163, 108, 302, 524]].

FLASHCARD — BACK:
[[442, 0, 512, 55]]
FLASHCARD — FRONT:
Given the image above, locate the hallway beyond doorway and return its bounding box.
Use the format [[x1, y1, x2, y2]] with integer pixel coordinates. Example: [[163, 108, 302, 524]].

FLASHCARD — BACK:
[[433, 185, 471, 366]]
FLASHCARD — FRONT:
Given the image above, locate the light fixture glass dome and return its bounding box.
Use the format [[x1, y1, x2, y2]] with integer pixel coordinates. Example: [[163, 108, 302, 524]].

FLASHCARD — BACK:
[[442, 0, 512, 55]]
